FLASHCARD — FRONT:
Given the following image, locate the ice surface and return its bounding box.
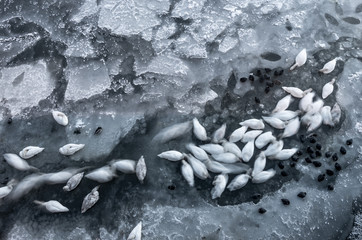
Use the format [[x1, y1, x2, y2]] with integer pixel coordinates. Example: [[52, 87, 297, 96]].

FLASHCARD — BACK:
[[174, 34, 208, 58], [70, 0, 98, 24], [0, 17, 43, 67], [0, 60, 55, 115], [349, 213, 362, 240], [6, 224, 33, 240], [63, 37, 96, 59], [152, 20, 177, 53], [336, 58, 362, 110], [98, 0, 170, 36], [65, 109, 144, 162], [188, 8, 233, 44], [219, 35, 238, 53], [135, 55, 189, 77], [64, 58, 111, 101], [172, 0, 207, 20]]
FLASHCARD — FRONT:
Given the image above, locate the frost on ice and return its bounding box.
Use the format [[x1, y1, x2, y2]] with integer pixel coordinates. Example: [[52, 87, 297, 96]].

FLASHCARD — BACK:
[[0, 60, 54, 115]]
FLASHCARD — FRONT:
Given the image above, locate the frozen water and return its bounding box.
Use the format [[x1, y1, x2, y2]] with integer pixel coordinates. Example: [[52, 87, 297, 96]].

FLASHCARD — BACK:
[[135, 54, 189, 77], [172, 0, 207, 20], [0, 60, 55, 115], [65, 109, 144, 162], [98, 0, 170, 36], [218, 35, 238, 53], [1, 0, 362, 239], [174, 34, 208, 58], [63, 38, 96, 59], [70, 0, 98, 24], [64, 58, 111, 102], [6, 224, 33, 240], [349, 213, 362, 240], [0, 17, 43, 67], [188, 7, 233, 44]]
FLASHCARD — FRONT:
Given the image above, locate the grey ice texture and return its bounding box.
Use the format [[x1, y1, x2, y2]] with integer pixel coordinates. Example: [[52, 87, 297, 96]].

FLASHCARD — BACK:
[[0, 0, 362, 239]]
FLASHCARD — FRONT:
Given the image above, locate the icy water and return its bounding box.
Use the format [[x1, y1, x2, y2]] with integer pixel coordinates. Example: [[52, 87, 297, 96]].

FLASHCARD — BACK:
[[0, 0, 362, 239]]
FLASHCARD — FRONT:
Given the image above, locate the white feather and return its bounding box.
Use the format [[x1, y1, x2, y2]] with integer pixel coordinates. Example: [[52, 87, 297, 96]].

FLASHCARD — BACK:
[[7, 174, 45, 200], [192, 118, 208, 141], [222, 141, 242, 158], [59, 144, 85, 156], [252, 169, 276, 183], [204, 159, 230, 173], [63, 172, 84, 191], [0, 185, 14, 199], [186, 143, 209, 161], [239, 119, 264, 129], [227, 174, 250, 191], [281, 117, 300, 139], [322, 78, 336, 99], [212, 152, 239, 164], [43, 168, 83, 185], [307, 113, 323, 132], [181, 160, 194, 187], [52, 110, 68, 126], [81, 186, 100, 213], [136, 156, 147, 183], [127, 221, 142, 240], [110, 160, 136, 174], [306, 99, 324, 115], [272, 95, 293, 113], [270, 148, 298, 160], [331, 103, 341, 125], [152, 121, 192, 143], [262, 116, 286, 129], [271, 110, 300, 121], [264, 140, 284, 157], [221, 162, 250, 175], [212, 124, 227, 143], [199, 144, 224, 155], [158, 150, 184, 161], [34, 200, 69, 213], [290, 49, 307, 70], [319, 58, 337, 74], [211, 174, 228, 199], [229, 126, 248, 142], [241, 130, 263, 143], [299, 92, 315, 112], [241, 140, 255, 162], [186, 154, 209, 180], [19, 146, 44, 159], [320, 106, 334, 126], [3, 153, 38, 171], [255, 131, 276, 149], [252, 152, 266, 177], [282, 87, 312, 98], [85, 166, 116, 183]]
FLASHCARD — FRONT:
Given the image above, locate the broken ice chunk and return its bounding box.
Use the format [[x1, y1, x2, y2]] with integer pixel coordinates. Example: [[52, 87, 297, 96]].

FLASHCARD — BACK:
[[219, 35, 238, 53], [172, 0, 206, 20], [65, 110, 143, 162], [71, 0, 98, 23], [174, 34, 207, 58], [64, 58, 111, 101], [0, 60, 55, 115], [98, 0, 170, 36], [135, 55, 189, 76]]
